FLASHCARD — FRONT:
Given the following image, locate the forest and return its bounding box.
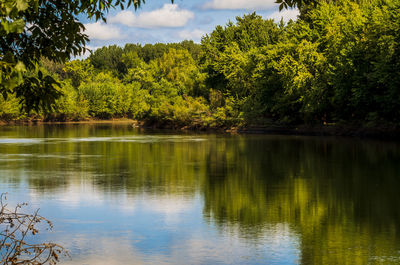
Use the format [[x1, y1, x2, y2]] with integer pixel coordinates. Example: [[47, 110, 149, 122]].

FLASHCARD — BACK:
[[1, 0, 399, 129]]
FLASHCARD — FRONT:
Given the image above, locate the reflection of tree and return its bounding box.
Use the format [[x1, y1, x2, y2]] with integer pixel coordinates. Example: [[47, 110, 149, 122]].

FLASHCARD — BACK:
[[202, 137, 400, 264], [2, 125, 400, 263], [0, 125, 207, 195], [204, 137, 270, 227]]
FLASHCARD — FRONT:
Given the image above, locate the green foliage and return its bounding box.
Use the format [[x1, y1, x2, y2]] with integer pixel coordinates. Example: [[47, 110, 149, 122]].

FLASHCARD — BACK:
[[50, 82, 89, 121], [155, 48, 199, 95], [2, 0, 400, 128], [90, 45, 127, 77], [293, 0, 400, 123], [0, 93, 22, 120], [200, 13, 284, 95], [79, 72, 126, 118], [63, 60, 94, 89], [200, 0, 400, 125], [89, 41, 202, 79], [124, 41, 202, 63], [0, 0, 169, 111]]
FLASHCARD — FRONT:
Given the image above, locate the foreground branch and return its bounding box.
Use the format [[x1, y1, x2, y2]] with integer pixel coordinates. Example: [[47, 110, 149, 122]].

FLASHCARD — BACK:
[[0, 193, 68, 264]]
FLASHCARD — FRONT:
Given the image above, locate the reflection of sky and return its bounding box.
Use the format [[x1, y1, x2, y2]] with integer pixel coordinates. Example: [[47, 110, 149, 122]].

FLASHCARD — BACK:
[[2, 182, 299, 264], [0, 135, 207, 145], [2, 127, 400, 264], [0, 132, 300, 264]]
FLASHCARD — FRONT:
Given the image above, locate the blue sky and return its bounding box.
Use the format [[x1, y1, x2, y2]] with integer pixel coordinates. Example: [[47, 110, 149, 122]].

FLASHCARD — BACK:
[[82, 0, 299, 50]]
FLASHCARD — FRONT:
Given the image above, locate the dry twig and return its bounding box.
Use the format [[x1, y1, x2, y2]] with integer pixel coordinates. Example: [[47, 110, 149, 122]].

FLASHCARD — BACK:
[[0, 193, 68, 264]]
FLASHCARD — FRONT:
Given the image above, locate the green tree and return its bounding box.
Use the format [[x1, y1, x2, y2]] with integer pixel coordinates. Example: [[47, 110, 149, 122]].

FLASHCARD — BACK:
[[63, 60, 94, 89], [89, 45, 127, 77], [79, 72, 129, 118], [200, 13, 284, 93], [0, 0, 168, 111]]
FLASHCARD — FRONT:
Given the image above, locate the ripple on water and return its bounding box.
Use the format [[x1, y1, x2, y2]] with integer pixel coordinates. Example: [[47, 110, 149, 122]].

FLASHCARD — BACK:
[[62, 136, 207, 143], [0, 136, 207, 145], [0, 138, 43, 144]]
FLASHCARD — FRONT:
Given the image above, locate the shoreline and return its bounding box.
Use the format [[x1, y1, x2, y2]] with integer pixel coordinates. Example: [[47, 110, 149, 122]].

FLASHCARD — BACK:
[[0, 118, 398, 139], [0, 118, 137, 126], [229, 125, 400, 140]]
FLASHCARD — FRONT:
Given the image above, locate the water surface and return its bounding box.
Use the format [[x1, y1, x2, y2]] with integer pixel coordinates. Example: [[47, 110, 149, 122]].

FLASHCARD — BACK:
[[0, 124, 399, 264]]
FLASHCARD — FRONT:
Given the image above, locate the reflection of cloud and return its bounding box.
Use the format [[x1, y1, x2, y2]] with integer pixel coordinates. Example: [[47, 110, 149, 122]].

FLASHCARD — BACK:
[[116, 194, 137, 214], [0, 135, 207, 145], [109, 4, 194, 28], [142, 195, 193, 224], [57, 223, 299, 265], [28, 183, 137, 215], [204, 0, 276, 10], [60, 234, 244, 265], [0, 138, 42, 145], [143, 196, 191, 214], [59, 187, 100, 206], [30, 184, 104, 208], [49, 135, 206, 144], [22, 184, 300, 265], [60, 236, 150, 265], [169, 223, 300, 264]]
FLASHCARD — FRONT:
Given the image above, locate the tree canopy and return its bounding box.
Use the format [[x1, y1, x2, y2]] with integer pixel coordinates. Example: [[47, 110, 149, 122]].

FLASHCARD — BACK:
[[0, 0, 166, 112], [1, 0, 399, 129], [0, 0, 307, 112]]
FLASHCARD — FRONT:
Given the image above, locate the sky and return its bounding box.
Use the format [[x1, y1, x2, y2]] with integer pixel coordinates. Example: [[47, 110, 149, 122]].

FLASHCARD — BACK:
[[82, 0, 299, 51]]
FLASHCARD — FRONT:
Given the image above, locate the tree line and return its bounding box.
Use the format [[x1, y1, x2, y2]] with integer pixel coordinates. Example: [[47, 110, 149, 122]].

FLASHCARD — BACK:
[[1, 0, 399, 129]]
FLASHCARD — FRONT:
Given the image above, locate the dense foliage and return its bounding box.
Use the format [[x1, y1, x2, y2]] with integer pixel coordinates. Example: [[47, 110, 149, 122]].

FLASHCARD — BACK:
[[0, 0, 162, 112], [1, 0, 399, 129]]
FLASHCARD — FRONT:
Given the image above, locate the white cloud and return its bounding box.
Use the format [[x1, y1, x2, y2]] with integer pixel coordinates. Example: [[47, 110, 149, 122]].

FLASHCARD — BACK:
[[109, 10, 135, 26], [178, 29, 206, 41], [203, 0, 276, 10], [109, 4, 194, 28], [84, 21, 125, 40], [267, 8, 300, 23]]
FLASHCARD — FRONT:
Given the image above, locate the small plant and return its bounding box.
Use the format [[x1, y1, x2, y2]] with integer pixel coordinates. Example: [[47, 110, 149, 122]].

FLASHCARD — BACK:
[[0, 193, 67, 264]]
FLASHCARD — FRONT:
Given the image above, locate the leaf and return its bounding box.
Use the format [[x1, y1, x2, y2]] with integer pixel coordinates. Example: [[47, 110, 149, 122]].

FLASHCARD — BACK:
[[8, 19, 26, 34], [15, 62, 26, 72], [15, 0, 29, 11]]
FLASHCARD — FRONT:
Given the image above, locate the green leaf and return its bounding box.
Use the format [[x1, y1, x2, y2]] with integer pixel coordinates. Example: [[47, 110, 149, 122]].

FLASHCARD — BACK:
[[14, 62, 26, 72], [15, 0, 29, 11]]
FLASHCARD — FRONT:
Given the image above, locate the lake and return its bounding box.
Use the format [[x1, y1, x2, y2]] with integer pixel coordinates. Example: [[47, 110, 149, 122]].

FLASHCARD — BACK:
[[0, 124, 399, 264]]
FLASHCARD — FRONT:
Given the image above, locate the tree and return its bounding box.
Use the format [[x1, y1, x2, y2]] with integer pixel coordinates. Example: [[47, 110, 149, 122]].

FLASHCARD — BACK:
[[0, 0, 169, 112], [200, 13, 284, 96], [89, 45, 127, 77]]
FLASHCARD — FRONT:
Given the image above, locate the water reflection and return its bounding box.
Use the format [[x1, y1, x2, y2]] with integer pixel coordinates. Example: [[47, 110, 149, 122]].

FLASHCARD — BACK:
[[0, 124, 399, 264]]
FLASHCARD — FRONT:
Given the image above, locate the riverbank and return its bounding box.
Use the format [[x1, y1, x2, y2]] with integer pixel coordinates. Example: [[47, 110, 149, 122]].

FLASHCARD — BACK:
[[0, 118, 137, 126], [229, 124, 400, 139], [0, 118, 398, 139]]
